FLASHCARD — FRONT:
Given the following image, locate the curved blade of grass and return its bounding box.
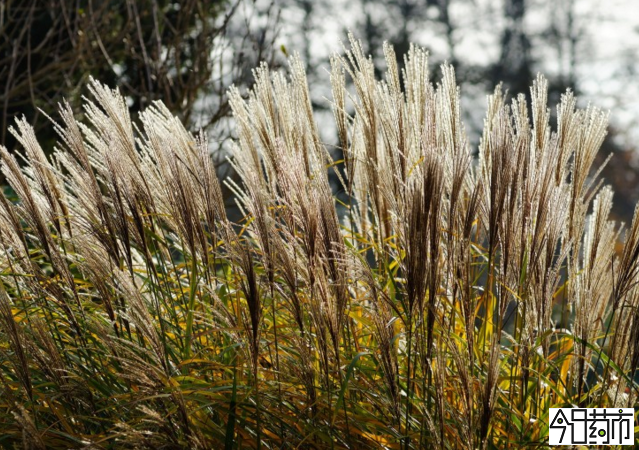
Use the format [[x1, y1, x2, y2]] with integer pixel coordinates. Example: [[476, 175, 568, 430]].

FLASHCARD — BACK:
[[224, 366, 238, 450], [332, 351, 368, 426]]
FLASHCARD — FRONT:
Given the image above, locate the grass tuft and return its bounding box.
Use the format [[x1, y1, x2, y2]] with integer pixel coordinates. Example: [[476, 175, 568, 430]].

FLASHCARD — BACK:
[[0, 38, 638, 449]]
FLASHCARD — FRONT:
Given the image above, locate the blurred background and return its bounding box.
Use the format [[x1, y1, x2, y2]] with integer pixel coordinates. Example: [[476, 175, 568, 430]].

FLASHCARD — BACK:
[[1, 0, 638, 221]]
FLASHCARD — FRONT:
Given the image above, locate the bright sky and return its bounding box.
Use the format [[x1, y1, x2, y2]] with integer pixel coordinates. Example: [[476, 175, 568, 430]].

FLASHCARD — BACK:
[[572, 0, 639, 149], [272, 0, 639, 150]]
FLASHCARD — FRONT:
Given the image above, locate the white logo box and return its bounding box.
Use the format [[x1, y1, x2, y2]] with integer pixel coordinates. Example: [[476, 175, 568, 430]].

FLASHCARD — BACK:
[[549, 408, 635, 446]]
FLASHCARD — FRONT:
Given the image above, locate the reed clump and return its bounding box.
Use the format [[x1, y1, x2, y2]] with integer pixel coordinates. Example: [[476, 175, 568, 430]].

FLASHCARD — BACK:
[[1, 37, 638, 449]]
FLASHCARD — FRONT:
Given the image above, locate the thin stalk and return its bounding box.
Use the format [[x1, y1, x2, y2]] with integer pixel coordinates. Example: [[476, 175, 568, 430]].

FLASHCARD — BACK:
[[404, 312, 413, 450], [184, 248, 199, 360], [269, 280, 285, 442]]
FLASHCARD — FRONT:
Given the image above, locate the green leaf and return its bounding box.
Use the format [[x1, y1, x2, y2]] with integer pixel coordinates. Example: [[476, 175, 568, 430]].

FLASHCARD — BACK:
[[224, 367, 238, 450], [333, 352, 369, 425]]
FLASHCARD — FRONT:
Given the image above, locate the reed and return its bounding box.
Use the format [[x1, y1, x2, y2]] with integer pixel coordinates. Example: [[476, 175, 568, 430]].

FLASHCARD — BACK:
[[0, 36, 637, 449]]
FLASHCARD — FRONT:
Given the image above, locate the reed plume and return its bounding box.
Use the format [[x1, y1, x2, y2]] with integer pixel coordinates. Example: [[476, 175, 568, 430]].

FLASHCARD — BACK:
[[0, 36, 637, 449]]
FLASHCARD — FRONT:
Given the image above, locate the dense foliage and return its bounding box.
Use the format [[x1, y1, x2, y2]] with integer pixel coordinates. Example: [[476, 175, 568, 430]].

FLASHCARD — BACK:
[[0, 0, 246, 151]]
